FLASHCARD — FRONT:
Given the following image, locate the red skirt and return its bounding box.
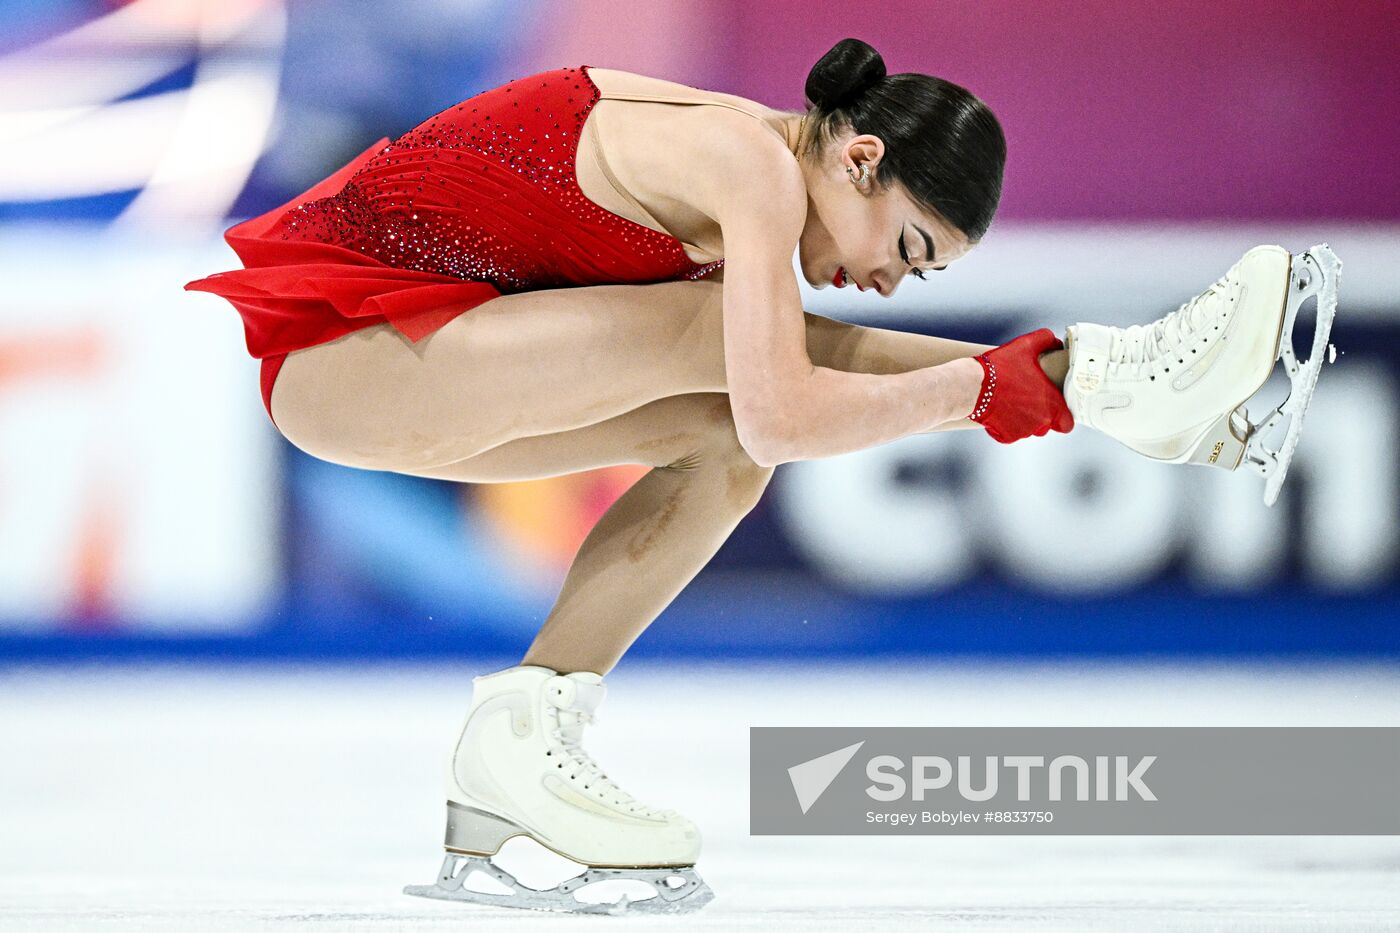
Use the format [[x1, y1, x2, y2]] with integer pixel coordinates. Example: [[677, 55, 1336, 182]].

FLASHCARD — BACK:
[[185, 138, 507, 427]]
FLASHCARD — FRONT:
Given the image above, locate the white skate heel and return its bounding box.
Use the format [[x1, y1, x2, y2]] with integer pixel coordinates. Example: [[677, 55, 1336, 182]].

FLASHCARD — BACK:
[[402, 665, 712, 915], [1064, 243, 1341, 506]]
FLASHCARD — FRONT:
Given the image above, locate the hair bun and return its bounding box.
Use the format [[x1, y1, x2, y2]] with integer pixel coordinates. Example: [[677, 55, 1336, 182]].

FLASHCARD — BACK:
[[805, 38, 887, 111]]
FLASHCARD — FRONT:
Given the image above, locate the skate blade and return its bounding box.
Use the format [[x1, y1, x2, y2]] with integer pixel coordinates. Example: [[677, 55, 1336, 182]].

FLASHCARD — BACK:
[[1239, 244, 1342, 506], [403, 853, 715, 916]]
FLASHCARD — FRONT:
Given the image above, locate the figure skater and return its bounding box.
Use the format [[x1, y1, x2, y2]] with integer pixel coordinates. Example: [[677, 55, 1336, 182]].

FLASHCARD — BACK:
[[185, 37, 1339, 914]]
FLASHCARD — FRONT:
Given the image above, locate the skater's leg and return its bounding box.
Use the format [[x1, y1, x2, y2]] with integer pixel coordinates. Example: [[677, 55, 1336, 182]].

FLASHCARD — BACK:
[[403, 392, 773, 675], [269, 280, 731, 472], [400, 318, 1071, 673], [406, 321, 1071, 673], [404, 398, 745, 907], [269, 276, 1065, 471], [800, 313, 1067, 432], [805, 312, 1065, 383], [1040, 347, 1069, 388], [265, 279, 1072, 674]]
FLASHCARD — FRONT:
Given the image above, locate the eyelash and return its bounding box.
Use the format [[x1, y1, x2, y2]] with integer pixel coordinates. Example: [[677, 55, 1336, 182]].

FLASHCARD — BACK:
[[899, 238, 928, 280]]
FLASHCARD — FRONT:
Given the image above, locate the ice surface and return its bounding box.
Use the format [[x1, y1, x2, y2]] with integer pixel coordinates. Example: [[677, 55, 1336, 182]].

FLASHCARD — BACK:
[[1, 660, 1397, 931]]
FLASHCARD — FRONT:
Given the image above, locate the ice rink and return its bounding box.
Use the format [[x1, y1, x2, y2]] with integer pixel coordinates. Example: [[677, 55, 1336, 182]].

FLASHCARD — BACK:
[[2, 660, 1397, 931]]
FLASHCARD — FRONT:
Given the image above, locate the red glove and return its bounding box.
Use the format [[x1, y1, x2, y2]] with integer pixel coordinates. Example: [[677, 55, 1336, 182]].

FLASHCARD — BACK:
[[968, 328, 1075, 443]]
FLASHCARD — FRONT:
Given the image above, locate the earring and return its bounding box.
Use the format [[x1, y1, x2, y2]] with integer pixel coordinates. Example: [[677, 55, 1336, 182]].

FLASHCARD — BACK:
[[846, 165, 871, 184]]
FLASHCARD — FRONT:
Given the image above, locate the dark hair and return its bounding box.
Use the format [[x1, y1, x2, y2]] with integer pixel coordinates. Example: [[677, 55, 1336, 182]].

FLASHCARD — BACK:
[[803, 38, 1006, 242]]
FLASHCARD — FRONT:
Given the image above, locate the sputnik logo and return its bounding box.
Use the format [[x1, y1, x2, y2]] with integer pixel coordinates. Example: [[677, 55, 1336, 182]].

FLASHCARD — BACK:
[[787, 741, 865, 814]]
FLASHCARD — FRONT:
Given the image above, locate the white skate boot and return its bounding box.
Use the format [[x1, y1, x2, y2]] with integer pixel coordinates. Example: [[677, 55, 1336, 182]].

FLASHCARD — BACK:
[[1063, 243, 1341, 506], [403, 665, 712, 915]]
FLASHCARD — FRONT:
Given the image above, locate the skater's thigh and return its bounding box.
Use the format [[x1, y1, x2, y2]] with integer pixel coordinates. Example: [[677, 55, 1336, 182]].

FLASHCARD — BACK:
[[403, 316, 994, 483], [269, 276, 992, 473], [401, 391, 770, 489], [269, 280, 729, 472]]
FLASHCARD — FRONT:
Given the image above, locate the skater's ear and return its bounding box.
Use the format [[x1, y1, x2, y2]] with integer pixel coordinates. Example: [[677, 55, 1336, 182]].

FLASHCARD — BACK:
[[841, 134, 887, 184]]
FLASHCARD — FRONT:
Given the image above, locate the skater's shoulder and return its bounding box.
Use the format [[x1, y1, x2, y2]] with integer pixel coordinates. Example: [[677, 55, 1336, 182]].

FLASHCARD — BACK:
[[704, 127, 807, 235]]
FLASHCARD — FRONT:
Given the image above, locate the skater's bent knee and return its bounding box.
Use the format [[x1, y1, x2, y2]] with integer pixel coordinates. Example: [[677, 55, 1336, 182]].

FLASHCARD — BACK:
[[659, 397, 774, 507], [660, 445, 772, 511]]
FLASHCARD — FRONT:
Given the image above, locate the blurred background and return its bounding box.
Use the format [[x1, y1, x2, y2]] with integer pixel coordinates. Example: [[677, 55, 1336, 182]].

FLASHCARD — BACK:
[[0, 0, 1395, 661], [3, 2, 1399, 929]]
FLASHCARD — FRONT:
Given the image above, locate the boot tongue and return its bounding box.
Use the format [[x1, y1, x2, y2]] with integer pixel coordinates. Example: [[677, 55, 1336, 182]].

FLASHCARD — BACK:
[[563, 672, 606, 715], [554, 672, 606, 744]]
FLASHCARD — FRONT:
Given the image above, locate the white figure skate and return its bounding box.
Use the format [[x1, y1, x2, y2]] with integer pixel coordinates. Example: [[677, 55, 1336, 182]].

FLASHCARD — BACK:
[[1063, 243, 1341, 506], [403, 665, 712, 915]]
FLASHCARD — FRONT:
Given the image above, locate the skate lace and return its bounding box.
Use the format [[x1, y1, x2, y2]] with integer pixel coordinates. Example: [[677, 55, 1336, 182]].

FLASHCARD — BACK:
[[1108, 273, 1235, 370], [547, 707, 669, 819]]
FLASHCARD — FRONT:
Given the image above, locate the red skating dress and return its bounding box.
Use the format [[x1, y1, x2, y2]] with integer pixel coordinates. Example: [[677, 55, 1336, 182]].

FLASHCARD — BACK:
[[184, 65, 726, 426]]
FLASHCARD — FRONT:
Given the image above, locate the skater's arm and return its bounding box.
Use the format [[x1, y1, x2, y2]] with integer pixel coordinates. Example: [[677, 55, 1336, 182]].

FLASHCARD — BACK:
[[707, 132, 981, 466], [777, 360, 983, 459], [705, 266, 983, 438]]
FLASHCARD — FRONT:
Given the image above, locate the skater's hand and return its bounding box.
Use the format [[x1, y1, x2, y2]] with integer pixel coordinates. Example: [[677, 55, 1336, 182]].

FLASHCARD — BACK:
[[969, 328, 1075, 443]]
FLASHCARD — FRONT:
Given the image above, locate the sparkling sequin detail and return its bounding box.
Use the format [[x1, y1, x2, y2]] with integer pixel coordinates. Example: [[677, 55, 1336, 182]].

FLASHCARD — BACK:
[[270, 66, 723, 292], [970, 355, 997, 422]]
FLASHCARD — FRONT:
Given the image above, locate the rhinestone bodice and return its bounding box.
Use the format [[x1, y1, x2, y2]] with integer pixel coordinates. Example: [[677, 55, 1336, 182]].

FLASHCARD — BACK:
[[186, 66, 724, 360], [271, 66, 723, 290]]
